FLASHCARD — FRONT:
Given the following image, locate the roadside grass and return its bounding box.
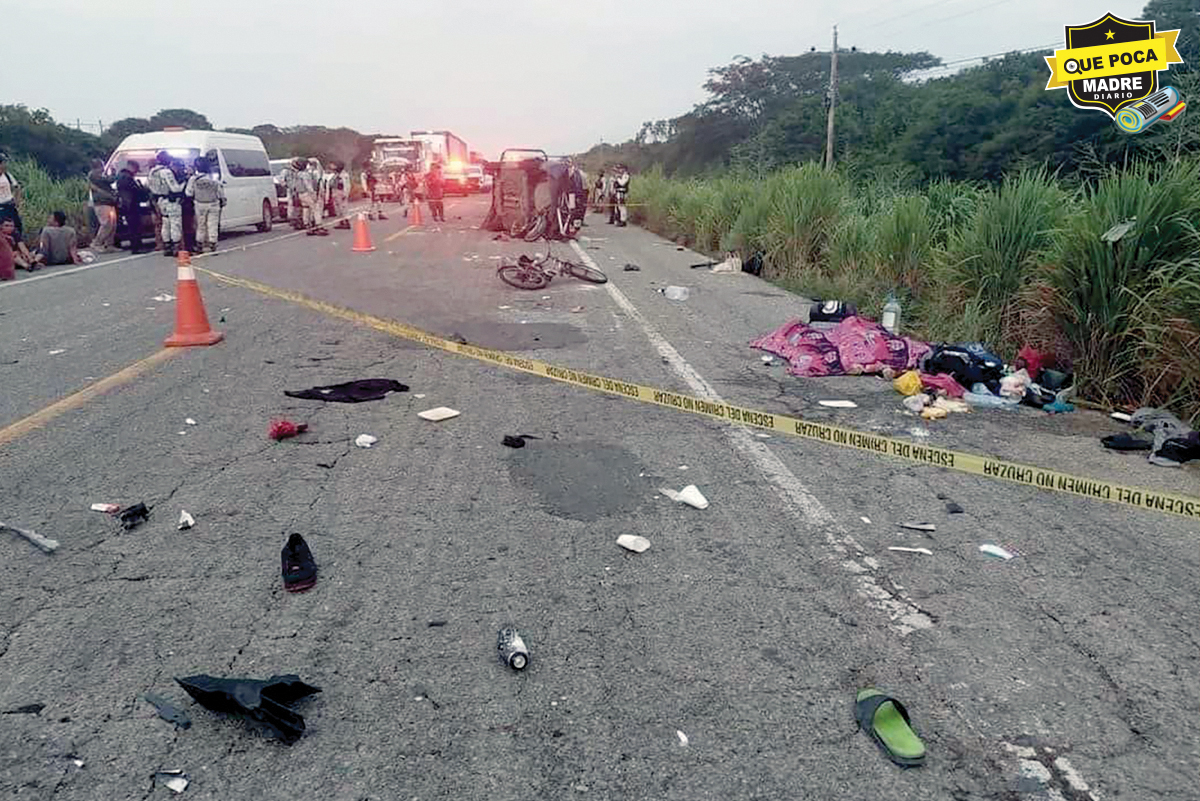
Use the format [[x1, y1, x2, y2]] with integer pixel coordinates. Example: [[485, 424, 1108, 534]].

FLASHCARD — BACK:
[[9, 156, 90, 247], [630, 159, 1200, 422]]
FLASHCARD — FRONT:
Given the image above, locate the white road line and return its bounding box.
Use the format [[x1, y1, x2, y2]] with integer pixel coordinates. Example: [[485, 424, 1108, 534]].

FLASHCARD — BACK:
[[570, 240, 933, 635]]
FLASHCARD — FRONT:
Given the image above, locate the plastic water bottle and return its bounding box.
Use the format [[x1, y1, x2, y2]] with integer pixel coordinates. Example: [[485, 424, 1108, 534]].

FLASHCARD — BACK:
[[881, 294, 902, 333]]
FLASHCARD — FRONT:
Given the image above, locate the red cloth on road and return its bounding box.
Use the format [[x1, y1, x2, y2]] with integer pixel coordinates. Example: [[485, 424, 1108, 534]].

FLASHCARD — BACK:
[[919, 372, 966, 398]]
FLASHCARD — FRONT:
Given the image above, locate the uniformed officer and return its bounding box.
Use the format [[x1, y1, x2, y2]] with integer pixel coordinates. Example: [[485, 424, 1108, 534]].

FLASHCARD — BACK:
[[613, 164, 630, 227], [185, 157, 226, 252], [148, 151, 185, 256], [293, 157, 326, 236], [362, 166, 386, 220]]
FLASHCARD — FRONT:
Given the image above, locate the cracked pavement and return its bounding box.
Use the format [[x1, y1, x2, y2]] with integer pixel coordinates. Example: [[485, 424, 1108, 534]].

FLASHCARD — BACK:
[[1, 196, 1198, 800]]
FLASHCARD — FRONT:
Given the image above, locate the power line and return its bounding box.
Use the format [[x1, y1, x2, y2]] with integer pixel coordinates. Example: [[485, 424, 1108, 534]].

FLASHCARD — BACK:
[[854, 0, 962, 35], [921, 0, 1016, 28]]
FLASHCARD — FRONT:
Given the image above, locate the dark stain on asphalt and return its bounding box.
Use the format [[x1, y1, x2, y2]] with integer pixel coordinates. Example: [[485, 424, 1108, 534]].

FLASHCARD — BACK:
[[445, 322, 586, 351], [506, 440, 652, 521]]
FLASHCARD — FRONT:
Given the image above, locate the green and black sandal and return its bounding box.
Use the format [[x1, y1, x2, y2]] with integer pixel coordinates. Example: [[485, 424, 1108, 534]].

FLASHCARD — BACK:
[[855, 689, 926, 767]]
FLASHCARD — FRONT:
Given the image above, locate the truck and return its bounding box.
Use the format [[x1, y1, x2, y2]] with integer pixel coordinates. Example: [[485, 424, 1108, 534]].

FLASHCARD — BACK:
[[410, 130, 469, 171], [369, 137, 425, 201]]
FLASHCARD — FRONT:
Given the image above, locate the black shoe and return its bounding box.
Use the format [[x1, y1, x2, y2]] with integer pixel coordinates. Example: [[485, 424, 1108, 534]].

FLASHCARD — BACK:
[[281, 533, 317, 592]]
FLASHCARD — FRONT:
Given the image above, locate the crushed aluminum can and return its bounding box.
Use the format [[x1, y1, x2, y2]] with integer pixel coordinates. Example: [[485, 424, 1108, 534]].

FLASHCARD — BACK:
[[497, 627, 529, 671]]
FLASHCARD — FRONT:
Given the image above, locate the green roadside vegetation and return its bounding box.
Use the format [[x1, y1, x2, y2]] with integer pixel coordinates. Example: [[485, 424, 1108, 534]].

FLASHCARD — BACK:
[[581, 0, 1200, 421]]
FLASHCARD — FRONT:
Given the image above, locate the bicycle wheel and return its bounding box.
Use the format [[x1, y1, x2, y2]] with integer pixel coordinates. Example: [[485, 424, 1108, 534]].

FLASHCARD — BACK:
[[523, 214, 547, 242], [498, 262, 550, 290], [562, 260, 608, 284]]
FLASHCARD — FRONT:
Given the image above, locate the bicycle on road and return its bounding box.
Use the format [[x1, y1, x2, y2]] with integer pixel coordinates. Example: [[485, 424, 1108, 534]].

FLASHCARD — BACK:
[[497, 247, 608, 290]]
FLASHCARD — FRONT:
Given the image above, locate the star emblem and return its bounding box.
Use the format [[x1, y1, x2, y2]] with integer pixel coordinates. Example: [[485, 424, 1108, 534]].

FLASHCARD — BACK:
[[1105, 30, 1115, 40]]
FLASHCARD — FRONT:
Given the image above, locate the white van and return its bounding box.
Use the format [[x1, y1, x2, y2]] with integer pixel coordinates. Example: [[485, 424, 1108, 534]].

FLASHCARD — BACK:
[[106, 129, 277, 234]]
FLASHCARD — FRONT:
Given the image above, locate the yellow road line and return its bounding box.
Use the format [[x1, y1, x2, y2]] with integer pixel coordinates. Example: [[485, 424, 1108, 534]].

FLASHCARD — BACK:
[[0, 349, 180, 449], [190, 264, 1200, 522], [384, 225, 416, 242]]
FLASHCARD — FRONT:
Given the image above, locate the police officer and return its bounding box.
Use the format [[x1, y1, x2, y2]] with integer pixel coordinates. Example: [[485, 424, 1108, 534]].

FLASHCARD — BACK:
[[361, 166, 386, 220], [330, 161, 351, 229], [293, 157, 326, 236], [148, 151, 185, 256], [186, 157, 226, 252], [613, 164, 630, 227]]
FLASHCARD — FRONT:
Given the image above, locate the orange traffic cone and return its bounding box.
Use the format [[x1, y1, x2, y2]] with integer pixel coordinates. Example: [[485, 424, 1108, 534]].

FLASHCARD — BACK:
[[351, 212, 375, 252], [164, 252, 224, 347], [410, 198, 423, 226]]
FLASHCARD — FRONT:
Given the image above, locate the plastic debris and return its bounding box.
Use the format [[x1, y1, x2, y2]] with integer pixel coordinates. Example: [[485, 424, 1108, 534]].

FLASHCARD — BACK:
[[3, 703, 45, 715], [48, 349, 66, 355], [268, 419, 308, 441], [1, 522, 59, 553], [1110, 412, 1133, 423], [677, 730, 689, 746], [893, 370, 923, 396], [152, 294, 176, 303], [861, 516, 872, 524], [980, 543, 1015, 560], [819, 400, 858, 409], [888, 547, 933, 556], [502, 434, 540, 448], [174, 674, 321, 745], [571, 305, 585, 313], [660, 485, 709, 509], [761, 355, 773, 364], [185, 418, 196, 426], [118, 503, 150, 530], [177, 510, 195, 530], [90, 503, 120, 513], [903, 394, 930, 413], [617, 534, 651, 553], [933, 397, 971, 414], [155, 771, 189, 794], [907, 426, 931, 438], [663, 286, 690, 301], [143, 693, 192, 730], [921, 405, 948, 420], [418, 407, 460, 422], [72, 758, 85, 767], [414, 393, 426, 399], [900, 522, 936, 532], [354, 434, 378, 448]]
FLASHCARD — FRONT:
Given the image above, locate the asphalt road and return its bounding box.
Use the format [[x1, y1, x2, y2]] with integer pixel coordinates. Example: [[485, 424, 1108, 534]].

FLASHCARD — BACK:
[[1, 194, 1197, 801]]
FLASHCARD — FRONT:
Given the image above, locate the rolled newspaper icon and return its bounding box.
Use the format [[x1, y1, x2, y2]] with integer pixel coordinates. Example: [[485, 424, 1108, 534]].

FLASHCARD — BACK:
[[1116, 86, 1183, 134]]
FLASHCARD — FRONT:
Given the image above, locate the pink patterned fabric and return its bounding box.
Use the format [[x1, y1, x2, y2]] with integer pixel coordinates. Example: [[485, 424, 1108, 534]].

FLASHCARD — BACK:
[[751, 317, 930, 378]]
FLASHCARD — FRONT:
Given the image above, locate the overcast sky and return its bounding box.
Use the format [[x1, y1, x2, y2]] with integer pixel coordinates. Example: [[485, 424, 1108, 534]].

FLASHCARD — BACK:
[[1, 0, 1149, 157]]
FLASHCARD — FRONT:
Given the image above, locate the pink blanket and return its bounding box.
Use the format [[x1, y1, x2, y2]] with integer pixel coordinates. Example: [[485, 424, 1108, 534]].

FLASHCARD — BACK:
[[751, 317, 930, 378]]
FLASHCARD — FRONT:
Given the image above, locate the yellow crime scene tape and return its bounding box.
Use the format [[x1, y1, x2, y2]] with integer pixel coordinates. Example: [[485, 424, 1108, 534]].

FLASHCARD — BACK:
[[195, 266, 1200, 522]]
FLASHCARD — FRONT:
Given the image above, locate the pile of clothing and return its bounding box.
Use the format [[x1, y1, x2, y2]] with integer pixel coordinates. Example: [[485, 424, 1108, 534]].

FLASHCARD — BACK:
[[750, 317, 930, 377], [915, 343, 1075, 414], [1102, 408, 1200, 468]]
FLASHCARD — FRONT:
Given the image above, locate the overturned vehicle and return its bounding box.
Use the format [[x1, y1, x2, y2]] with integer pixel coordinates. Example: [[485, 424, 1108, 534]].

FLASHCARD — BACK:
[[482, 149, 586, 241]]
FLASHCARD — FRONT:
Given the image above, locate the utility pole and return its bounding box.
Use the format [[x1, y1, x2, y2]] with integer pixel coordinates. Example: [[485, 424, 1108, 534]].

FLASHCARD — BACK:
[[824, 25, 838, 170]]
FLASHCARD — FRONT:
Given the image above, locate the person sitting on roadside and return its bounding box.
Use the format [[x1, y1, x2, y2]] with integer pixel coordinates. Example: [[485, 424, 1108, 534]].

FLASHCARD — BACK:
[[0, 217, 35, 274], [0, 217, 17, 280], [33, 211, 83, 267]]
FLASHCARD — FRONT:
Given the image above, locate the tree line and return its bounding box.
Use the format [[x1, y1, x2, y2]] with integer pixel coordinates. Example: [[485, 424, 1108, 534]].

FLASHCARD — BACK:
[[0, 106, 389, 179], [579, 0, 1199, 184]]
